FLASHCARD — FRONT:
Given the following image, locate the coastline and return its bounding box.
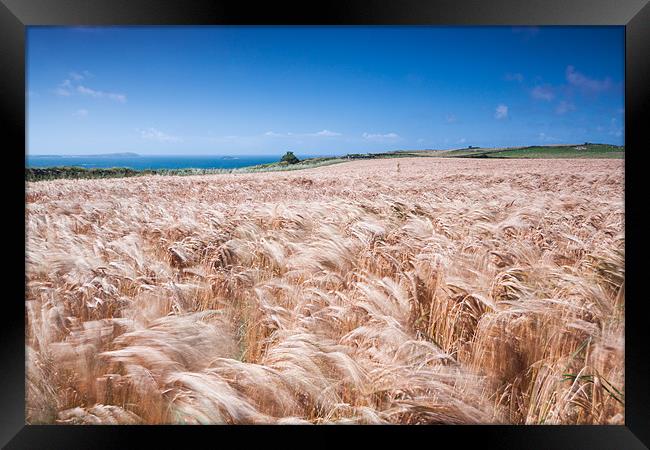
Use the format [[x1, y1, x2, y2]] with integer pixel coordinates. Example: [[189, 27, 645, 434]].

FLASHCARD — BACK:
[[25, 143, 624, 182]]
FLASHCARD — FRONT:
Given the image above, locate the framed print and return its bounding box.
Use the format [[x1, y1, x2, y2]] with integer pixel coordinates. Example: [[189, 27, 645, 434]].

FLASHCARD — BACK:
[[2, 0, 649, 448]]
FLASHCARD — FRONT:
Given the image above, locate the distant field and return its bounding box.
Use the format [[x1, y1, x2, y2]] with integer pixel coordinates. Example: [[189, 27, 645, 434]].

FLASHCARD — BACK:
[[26, 158, 624, 425], [434, 144, 624, 159]]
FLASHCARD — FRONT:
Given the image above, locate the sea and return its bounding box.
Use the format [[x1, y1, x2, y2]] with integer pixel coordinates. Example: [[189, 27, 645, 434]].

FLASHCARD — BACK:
[[26, 154, 290, 170]]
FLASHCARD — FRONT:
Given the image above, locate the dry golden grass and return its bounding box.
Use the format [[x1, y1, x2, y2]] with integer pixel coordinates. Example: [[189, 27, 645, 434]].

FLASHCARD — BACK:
[[25, 157, 624, 425]]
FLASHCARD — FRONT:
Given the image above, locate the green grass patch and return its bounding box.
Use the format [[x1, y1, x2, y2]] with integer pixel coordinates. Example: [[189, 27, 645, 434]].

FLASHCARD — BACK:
[[448, 144, 624, 159], [26, 166, 153, 181]]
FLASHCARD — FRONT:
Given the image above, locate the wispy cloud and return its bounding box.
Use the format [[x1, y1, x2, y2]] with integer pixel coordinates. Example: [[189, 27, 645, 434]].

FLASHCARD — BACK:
[[504, 72, 524, 83], [362, 132, 400, 141], [608, 117, 623, 137], [264, 129, 342, 138], [138, 128, 182, 143], [52, 72, 126, 102], [555, 100, 576, 115], [77, 85, 127, 103], [69, 71, 84, 81], [538, 132, 557, 142], [53, 88, 71, 97], [73, 109, 89, 117], [68, 70, 93, 81], [566, 65, 613, 93], [445, 114, 458, 124], [495, 104, 508, 120], [531, 85, 555, 101], [54, 79, 73, 96], [312, 129, 341, 137]]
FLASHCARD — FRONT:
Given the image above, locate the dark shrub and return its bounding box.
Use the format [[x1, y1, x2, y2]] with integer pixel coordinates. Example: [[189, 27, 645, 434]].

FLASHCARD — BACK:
[[280, 151, 300, 164]]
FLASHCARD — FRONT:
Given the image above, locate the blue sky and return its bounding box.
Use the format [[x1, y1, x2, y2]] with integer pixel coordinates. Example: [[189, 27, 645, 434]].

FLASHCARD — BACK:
[[26, 26, 624, 156]]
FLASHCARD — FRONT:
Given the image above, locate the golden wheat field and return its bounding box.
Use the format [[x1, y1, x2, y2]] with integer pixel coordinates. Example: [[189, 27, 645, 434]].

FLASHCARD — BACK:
[[25, 157, 625, 425]]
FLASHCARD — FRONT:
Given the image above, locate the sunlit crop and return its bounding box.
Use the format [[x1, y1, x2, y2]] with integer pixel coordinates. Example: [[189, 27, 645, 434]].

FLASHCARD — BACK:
[[25, 158, 624, 424]]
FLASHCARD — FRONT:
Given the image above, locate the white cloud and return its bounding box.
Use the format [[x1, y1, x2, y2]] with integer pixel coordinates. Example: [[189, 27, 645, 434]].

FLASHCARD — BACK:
[[69, 71, 85, 81], [138, 128, 182, 143], [264, 129, 341, 138], [362, 132, 400, 140], [504, 72, 524, 83], [531, 85, 555, 101], [54, 87, 71, 96], [445, 114, 458, 123], [608, 117, 623, 137], [53, 73, 126, 102], [538, 132, 556, 142], [313, 129, 341, 137], [54, 79, 73, 96], [495, 104, 508, 120], [555, 100, 576, 115], [77, 85, 99, 97], [566, 65, 613, 93], [77, 85, 127, 102], [73, 109, 89, 117]]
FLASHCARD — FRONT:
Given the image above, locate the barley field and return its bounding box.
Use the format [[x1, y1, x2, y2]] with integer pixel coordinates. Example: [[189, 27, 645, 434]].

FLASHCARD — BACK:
[[25, 158, 625, 425]]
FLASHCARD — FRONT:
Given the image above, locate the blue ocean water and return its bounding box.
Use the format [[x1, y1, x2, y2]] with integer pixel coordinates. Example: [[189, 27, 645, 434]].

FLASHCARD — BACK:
[[26, 154, 285, 170]]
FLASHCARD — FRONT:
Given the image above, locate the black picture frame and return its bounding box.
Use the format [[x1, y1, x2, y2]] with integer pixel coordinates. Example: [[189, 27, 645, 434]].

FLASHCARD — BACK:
[[2, 0, 648, 448]]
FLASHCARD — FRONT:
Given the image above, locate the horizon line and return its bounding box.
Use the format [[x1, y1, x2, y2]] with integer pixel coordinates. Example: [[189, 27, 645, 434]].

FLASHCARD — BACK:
[[26, 142, 624, 157]]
